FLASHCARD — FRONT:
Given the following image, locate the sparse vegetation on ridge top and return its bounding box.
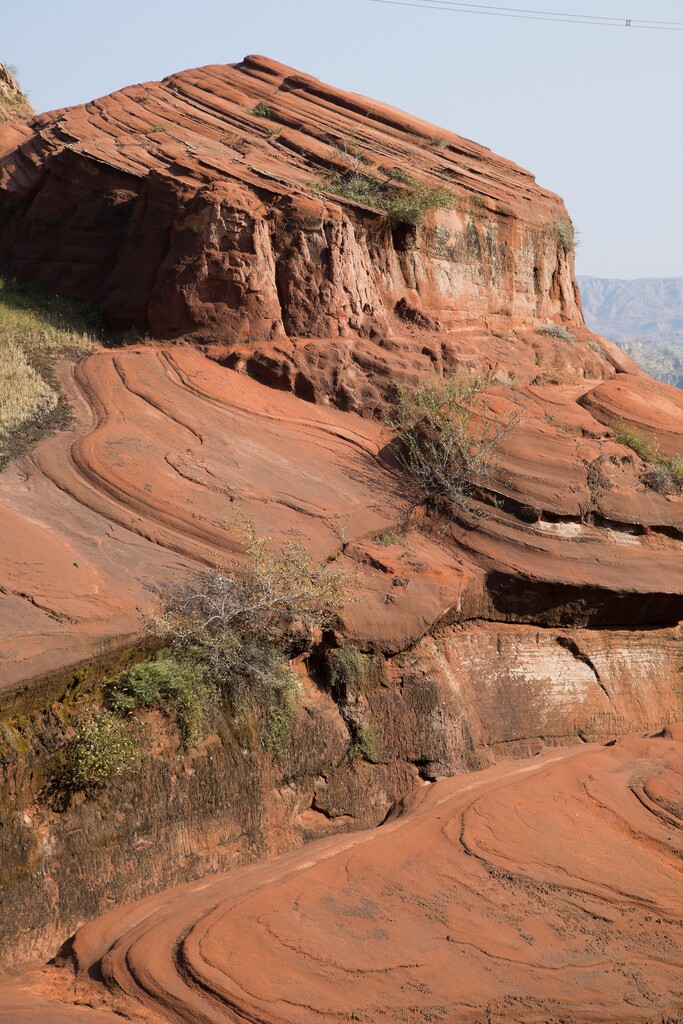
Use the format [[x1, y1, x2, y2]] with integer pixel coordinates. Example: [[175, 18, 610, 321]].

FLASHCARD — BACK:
[[0, 62, 34, 124], [537, 323, 575, 344], [319, 168, 457, 227]]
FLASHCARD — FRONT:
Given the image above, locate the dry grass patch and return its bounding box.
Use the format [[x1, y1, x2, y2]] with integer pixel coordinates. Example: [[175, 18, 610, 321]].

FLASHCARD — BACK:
[[0, 277, 102, 466], [0, 63, 34, 124]]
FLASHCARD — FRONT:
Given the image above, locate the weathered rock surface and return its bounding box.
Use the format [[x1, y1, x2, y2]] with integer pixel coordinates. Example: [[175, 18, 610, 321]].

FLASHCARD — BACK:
[[5, 729, 682, 1023], [0, 344, 681, 967], [1, 345, 681, 690], [0, 58, 681, 989], [0, 56, 579, 328]]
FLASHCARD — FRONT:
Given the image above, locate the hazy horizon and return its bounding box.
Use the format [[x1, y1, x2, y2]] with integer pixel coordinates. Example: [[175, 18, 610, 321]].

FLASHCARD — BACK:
[[3, 0, 682, 279]]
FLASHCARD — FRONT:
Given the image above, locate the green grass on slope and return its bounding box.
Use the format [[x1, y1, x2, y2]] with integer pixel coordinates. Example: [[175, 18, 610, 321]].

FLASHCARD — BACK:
[[0, 277, 103, 467]]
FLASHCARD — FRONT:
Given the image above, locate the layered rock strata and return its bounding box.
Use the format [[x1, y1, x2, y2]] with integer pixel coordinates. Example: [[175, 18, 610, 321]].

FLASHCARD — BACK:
[[4, 729, 682, 1023], [0, 56, 581, 346], [0, 59, 681, 975], [0, 345, 681, 966]]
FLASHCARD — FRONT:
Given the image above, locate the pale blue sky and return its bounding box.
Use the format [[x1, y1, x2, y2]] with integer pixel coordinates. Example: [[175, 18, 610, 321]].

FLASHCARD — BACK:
[[3, 0, 682, 278]]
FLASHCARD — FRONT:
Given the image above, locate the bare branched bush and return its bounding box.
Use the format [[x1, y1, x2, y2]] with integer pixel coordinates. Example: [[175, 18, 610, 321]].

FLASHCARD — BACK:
[[644, 454, 683, 496], [156, 523, 348, 706], [389, 370, 521, 514]]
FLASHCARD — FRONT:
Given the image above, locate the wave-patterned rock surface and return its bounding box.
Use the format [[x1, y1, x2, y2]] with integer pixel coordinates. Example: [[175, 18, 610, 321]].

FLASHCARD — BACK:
[[4, 728, 682, 1023], [0, 59, 681, 977]]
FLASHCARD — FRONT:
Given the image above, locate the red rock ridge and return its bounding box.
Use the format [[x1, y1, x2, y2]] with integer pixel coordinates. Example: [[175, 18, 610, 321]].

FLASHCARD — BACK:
[[0, 56, 583, 355]]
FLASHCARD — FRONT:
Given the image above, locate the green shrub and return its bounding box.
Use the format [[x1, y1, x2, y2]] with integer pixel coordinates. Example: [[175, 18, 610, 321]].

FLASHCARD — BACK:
[[58, 710, 136, 796], [260, 676, 298, 756], [537, 323, 575, 343], [379, 165, 413, 184], [105, 653, 211, 748], [251, 101, 272, 118], [664, 454, 683, 487], [373, 530, 404, 546], [348, 724, 381, 763], [319, 169, 456, 227], [613, 423, 658, 462], [389, 370, 520, 513], [644, 455, 683, 495], [328, 644, 366, 697], [555, 219, 576, 253]]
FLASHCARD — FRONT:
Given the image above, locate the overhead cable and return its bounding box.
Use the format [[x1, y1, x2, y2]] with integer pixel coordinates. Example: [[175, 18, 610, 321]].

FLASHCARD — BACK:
[[369, 0, 683, 31]]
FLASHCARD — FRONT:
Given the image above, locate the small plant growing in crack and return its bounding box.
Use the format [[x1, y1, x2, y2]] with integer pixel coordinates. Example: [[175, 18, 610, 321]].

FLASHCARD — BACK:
[[250, 100, 272, 118], [348, 723, 381, 763]]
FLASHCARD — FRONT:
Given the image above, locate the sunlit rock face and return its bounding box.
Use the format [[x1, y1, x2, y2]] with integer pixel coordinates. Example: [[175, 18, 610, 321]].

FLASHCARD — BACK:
[[5, 730, 683, 1023], [0, 57, 681, 989]]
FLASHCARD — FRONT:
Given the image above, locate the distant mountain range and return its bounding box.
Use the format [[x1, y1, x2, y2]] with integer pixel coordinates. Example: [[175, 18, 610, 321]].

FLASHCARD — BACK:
[[578, 276, 683, 388]]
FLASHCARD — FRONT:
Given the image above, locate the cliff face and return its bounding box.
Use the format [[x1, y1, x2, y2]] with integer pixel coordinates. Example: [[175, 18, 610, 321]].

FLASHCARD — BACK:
[[0, 58, 681, 978], [0, 55, 589, 406]]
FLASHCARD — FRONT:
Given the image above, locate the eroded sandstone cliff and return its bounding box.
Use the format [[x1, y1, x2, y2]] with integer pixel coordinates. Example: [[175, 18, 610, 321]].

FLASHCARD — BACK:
[[0, 58, 681, 984]]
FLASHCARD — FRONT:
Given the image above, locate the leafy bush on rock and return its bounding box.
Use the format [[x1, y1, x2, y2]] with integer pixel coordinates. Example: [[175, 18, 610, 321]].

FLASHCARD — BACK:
[[58, 710, 136, 797], [320, 169, 456, 227], [105, 654, 211, 748]]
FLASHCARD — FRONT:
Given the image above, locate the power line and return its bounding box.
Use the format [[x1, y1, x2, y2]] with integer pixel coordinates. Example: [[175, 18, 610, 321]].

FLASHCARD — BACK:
[[369, 0, 683, 31], [406, 1, 683, 26]]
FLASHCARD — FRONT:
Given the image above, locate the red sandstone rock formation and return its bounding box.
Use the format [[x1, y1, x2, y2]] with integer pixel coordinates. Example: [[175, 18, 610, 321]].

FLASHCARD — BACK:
[[1, 346, 681, 691], [0, 56, 578, 328], [4, 728, 682, 1023], [0, 58, 681, 982]]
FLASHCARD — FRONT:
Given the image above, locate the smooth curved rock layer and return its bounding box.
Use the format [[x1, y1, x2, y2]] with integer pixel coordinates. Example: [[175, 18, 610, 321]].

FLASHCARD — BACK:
[[6, 730, 682, 1023], [1, 346, 681, 689]]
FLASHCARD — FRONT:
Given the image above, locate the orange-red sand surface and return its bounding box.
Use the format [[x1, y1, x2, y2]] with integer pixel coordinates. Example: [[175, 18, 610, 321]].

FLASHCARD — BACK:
[[3, 727, 682, 1023]]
